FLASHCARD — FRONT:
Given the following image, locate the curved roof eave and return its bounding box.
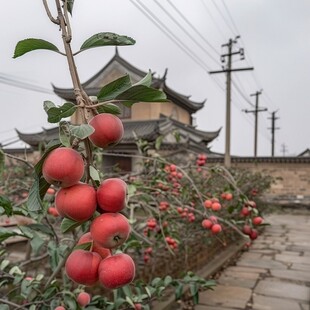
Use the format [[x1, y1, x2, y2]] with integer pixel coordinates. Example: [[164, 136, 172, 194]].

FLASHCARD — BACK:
[[52, 52, 206, 112]]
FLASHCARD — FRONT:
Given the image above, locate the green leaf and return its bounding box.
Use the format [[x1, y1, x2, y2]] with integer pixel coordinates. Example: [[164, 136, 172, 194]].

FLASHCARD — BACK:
[[173, 130, 181, 143], [97, 74, 132, 102], [69, 124, 94, 140], [64, 293, 78, 310], [125, 296, 135, 308], [189, 283, 199, 304], [80, 32, 135, 52], [30, 235, 45, 254], [0, 196, 13, 216], [0, 148, 4, 178], [13, 38, 60, 58], [27, 174, 50, 212], [45, 101, 77, 123], [97, 103, 121, 115], [155, 135, 163, 150], [116, 85, 168, 107], [27, 223, 54, 236], [122, 285, 133, 298], [67, 0, 74, 15], [59, 121, 71, 147], [151, 277, 163, 287], [133, 70, 152, 87], [174, 283, 183, 300], [127, 184, 137, 197], [73, 241, 92, 251], [164, 275, 173, 286], [61, 218, 81, 233], [0, 228, 20, 243], [89, 166, 100, 183]]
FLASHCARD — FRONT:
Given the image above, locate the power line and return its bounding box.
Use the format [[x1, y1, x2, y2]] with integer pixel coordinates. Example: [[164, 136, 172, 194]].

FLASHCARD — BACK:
[[210, 0, 237, 37], [0, 74, 54, 94], [130, 0, 227, 96], [131, 0, 212, 72], [166, 0, 220, 57], [199, 0, 227, 41], [220, 0, 241, 37]]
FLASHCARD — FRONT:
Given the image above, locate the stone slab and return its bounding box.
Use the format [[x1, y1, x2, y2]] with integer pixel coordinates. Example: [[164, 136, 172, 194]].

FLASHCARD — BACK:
[[224, 266, 267, 274], [271, 269, 310, 282], [253, 294, 302, 310], [218, 275, 257, 288], [275, 254, 310, 265], [291, 263, 310, 271], [199, 285, 252, 308], [254, 279, 309, 301], [237, 259, 287, 270], [195, 306, 236, 310], [223, 270, 261, 280]]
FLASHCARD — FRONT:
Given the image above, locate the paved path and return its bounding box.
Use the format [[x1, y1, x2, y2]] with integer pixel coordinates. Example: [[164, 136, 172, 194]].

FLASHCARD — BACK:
[[196, 210, 310, 310]]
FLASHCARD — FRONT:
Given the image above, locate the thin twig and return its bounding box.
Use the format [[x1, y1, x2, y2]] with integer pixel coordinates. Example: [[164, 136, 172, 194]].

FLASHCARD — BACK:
[[63, 0, 72, 42], [19, 252, 49, 268], [42, 0, 59, 24], [0, 298, 26, 309], [4, 153, 34, 169]]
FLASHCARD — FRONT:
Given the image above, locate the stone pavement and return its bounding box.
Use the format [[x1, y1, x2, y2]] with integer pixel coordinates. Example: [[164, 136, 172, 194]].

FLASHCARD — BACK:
[[196, 210, 310, 310]]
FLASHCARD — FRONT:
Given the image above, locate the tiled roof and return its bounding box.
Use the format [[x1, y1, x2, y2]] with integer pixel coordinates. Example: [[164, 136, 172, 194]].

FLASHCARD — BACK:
[[53, 51, 205, 113], [16, 117, 220, 151]]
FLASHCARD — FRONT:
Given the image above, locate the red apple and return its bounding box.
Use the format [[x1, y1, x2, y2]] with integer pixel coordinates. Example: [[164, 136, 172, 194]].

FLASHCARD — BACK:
[[55, 307, 66, 310], [252, 216, 263, 225], [90, 213, 131, 249], [97, 178, 127, 213], [134, 303, 142, 310], [202, 219, 213, 229], [211, 223, 222, 234], [78, 232, 111, 259], [88, 113, 124, 148], [242, 224, 252, 235], [225, 193, 233, 201], [65, 249, 101, 286], [211, 202, 222, 211], [241, 206, 251, 216], [209, 215, 218, 223], [55, 183, 97, 222], [204, 199, 212, 209], [250, 229, 258, 240], [46, 187, 56, 195], [48, 206, 59, 217], [77, 292, 91, 307], [42, 147, 84, 188], [98, 253, 135, 289]]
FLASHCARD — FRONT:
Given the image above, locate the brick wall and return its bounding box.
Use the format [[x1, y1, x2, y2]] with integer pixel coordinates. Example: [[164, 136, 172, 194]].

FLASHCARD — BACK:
[[207, 157, 310, 206]]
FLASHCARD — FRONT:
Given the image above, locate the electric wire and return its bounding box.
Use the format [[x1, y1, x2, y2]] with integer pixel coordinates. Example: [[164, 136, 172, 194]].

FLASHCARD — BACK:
[[199, 0, 227, 41], [210, 0, 236, 37], [166, 0, 221, 57], [0, 74, 54, 94]]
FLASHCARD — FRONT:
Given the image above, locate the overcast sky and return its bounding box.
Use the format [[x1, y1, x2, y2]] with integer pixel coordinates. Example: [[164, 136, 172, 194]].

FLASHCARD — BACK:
[[0, 0, 309, 156]]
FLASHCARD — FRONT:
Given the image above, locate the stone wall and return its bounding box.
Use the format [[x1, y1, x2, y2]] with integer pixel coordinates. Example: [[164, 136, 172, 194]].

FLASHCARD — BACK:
[[207, 157, 310, 206]]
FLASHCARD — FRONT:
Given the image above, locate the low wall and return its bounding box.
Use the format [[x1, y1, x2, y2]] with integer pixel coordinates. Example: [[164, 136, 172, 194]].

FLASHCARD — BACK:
[[207, 156, 310, 206]]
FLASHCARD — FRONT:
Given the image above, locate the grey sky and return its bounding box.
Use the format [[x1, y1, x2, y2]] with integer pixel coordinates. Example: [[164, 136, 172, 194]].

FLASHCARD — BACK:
[[0, 0, 309, 156]]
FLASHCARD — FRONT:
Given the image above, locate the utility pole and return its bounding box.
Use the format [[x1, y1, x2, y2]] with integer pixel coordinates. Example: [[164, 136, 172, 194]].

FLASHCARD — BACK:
[[243, 90, 267, 157], [281, 143, 288, 156], [210, 36, 254, 168], [268, 111, 280, 157]]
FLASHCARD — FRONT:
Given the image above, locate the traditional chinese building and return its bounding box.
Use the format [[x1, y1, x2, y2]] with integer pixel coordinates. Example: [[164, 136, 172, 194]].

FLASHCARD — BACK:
[[17, 50, 221, 172]]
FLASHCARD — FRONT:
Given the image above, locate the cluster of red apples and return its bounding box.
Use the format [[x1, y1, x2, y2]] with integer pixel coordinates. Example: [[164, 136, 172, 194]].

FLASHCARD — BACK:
[[42, 113, 135, 289]]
